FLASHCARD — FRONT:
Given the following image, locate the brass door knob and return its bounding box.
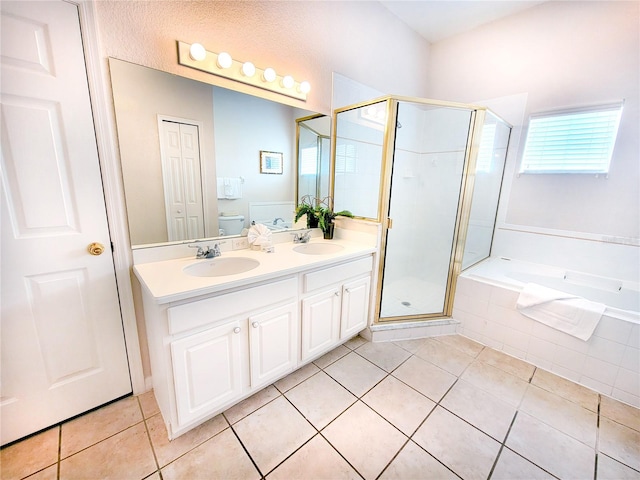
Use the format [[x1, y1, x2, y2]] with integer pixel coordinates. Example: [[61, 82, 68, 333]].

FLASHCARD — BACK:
[[88, 242, 105, 256]]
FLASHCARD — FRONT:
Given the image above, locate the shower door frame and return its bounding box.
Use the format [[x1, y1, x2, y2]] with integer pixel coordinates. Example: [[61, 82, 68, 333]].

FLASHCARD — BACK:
[[331, 95, 489, 324]]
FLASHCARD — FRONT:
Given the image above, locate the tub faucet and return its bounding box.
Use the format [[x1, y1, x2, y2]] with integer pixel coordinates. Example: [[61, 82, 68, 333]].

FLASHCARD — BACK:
[[188, 243, 221, 259], [273, 217, 285, 225], [292, 230, 311, 244]]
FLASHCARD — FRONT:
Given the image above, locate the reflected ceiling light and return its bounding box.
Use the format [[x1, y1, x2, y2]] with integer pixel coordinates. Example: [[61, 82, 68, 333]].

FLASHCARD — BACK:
[[281, 75, 294, 89], [262, 67, 276, 83], [189, 43, 207, 61], [242, 61, 256, 77], [177, 41, 310, 101], [217, 52, 233, 69]]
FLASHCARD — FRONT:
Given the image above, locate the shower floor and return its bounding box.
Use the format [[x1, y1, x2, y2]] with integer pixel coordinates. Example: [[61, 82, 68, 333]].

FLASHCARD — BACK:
[[380, 276, 446, 318]]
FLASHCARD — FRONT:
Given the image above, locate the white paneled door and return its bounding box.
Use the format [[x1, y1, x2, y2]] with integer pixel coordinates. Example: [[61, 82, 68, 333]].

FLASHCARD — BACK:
[[0, 1, 131, 445]]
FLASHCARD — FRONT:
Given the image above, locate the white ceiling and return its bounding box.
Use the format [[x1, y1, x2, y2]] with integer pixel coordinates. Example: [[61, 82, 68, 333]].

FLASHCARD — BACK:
[[380, 1, 548, 44]]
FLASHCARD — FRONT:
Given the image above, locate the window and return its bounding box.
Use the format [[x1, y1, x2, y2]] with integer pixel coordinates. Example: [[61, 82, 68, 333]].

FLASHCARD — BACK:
[[476, 123, 496, 173], [520, 103, 623, 174], [335, 143, 357, 173], [299, 146, 318, 175]]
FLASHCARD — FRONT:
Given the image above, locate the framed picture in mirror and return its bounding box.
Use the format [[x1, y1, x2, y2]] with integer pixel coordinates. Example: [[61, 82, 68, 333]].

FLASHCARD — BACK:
[[260, 150, 283, 174]]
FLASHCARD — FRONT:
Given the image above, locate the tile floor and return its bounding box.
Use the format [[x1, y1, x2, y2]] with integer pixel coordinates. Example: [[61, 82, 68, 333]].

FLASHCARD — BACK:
[[2, 334, 640, 480]]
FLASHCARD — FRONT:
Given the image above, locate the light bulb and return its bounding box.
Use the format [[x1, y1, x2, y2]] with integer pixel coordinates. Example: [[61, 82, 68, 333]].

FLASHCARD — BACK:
[[281, 75, 294, 89], [189, 43, 206, 62], [298, 81, 311, 94], [217, 52, 232, 69], [241, 61, 256, 77], [262, 67, 276, 83]]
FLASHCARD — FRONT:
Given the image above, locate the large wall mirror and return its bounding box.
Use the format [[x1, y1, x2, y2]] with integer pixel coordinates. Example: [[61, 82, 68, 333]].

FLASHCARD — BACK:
[[109, 58, 324, 248]]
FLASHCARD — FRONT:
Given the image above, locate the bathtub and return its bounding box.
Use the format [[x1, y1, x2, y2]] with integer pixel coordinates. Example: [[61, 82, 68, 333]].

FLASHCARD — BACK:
[[454, 257, 640, 407]]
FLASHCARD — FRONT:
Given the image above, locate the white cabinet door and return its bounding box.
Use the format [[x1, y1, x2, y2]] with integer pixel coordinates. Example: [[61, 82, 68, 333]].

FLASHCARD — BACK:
[[340, 277, 371, 339], [0, 0, 131, 445], [301, 289, 341, 362], [171, 319, 243, 427], [249, 303, 298, 388]]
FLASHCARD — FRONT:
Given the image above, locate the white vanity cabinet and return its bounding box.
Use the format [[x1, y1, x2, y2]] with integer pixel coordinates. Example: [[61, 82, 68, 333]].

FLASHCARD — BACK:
[[136, 244, 376, 440], [300, 256, 373, 362], [171, 318, 244, 427]]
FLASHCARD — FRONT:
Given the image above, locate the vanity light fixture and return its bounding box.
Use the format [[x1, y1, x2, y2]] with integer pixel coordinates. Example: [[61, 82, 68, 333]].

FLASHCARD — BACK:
[[281, 75, 294, 89], [177, 41, 310, 101], [262, 67, 276, 83], [241, 61, 256, 77], [217, 51, 233, 69], [189, 43, 207, 62]]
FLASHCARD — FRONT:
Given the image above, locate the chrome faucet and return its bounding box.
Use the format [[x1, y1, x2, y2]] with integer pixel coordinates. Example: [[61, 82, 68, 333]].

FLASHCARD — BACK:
[[292, 230, 311, 244], [188, 243, 221, 259], [273, 217, 285, 226]]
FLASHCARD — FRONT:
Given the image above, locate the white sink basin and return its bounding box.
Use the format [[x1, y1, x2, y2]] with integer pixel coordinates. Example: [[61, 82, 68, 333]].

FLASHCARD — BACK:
[[293, 243, 345, 255], [184, 257, 260, 277]]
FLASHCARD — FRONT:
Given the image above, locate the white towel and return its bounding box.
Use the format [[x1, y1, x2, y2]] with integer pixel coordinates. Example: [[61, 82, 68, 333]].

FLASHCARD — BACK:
[[516, 283, 606, 341], [216, 177, 243, 199]]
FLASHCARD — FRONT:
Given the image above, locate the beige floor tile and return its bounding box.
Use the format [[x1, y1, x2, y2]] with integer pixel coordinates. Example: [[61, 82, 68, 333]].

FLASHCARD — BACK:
[[597, 453, 640, 480], [477, 347, 535, 381], [161, 428, 259, 480], [274, 362, 320, 393], [233, 396, 315, 475], [354, 341, 412, 372], [599, 417, 640, 471], [491, 447, 555, 480], [137, 390, 160, 419], [379, 440, 458, 479], [392, 355, 457, 402], [324, 352, 386, 397], [284, 371, 356, 429], [506, 412, 595, 479], [143, 473, 161, 480], [440, 379, 516, 442], [313, 344, 350, 369], [531, 368, 599, 411], [413, 406, 501, 480], [59, 422, 156, 480], [414, 338, 475, 376], [1, 427, 59, 480], [146, 413, 228, 467], [520, 384, 597, 447], [435, 334, 484, 357], [60, 396, 143, 458], [601, 395, 640, 432], [392, 338, 428, 354], [322, 401, 406, 480], [343, 335, 367, 350], [223, 384, 281, 424], [267, 434, 360, 480], [461, 360, 528, 407], [24, 464, 58, 480], [362, 375, 435, 436]]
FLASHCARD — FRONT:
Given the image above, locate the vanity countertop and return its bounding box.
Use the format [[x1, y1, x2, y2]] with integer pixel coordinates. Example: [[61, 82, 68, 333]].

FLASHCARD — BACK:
[[134, 238, 377, 304]]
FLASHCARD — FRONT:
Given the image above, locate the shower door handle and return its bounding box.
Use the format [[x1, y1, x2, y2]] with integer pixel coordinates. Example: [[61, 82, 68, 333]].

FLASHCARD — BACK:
[[387, 218, 393, 229]]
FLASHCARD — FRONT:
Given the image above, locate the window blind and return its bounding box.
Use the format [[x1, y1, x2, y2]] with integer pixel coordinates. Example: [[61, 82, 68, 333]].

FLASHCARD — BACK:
[[299, 146, 317, 175], [520, 103, 623, 174], [476, 123, 496, 173]]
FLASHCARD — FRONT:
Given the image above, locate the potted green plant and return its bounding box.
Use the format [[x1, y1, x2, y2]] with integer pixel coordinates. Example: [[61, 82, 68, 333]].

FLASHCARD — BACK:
[[316, 206, 353, 239], [294, 195, 319, 228]]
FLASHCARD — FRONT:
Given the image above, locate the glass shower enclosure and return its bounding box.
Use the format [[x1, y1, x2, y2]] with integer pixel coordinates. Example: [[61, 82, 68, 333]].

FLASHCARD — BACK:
[[332, 96, 511, 323]]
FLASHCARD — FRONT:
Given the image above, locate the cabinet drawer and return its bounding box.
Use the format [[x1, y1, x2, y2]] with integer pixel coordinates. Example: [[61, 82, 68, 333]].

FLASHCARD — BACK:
[[168, 277, 297, 335], [303, 256, 373, 293]]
